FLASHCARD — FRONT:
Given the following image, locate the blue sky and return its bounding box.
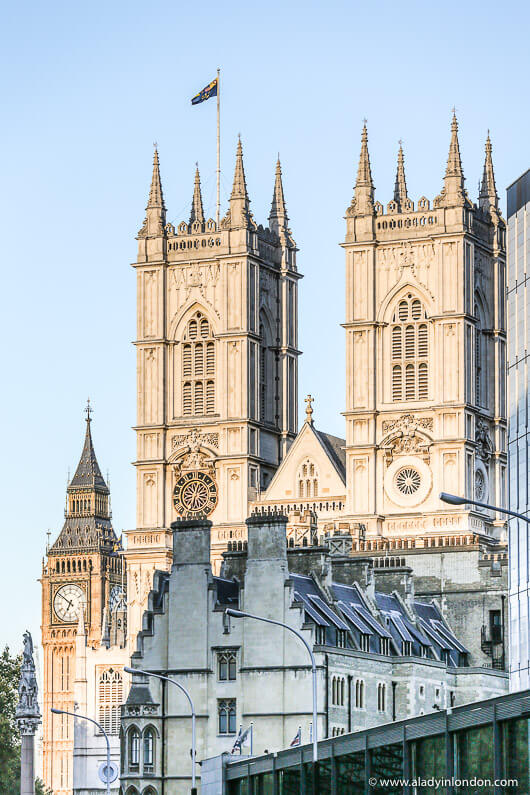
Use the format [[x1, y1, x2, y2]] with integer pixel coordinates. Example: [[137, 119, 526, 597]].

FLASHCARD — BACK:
[[1, 0, 528, 652]]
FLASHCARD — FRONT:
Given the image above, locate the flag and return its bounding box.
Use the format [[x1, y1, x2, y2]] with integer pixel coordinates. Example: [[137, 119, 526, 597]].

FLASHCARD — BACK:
[[231, 724, 252, 754], [191, 78, 218, 106], [290, 727, 301, 747]]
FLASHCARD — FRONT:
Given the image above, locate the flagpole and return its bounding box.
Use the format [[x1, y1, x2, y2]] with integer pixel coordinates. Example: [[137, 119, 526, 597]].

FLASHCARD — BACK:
[[216, 67, 220, 229]]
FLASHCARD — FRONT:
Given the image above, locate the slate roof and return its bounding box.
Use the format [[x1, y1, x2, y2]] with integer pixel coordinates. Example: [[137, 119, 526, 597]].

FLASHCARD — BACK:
[[69, 417, 109, 492], [315, 430, 346, 479], [49, 516, 116, 553], [290, 573, 468, 664], [126, 684, 155, 705]]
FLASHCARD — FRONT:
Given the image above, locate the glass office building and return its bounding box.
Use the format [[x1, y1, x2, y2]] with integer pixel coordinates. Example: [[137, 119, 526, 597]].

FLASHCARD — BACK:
[[224, 690, 530, 794], [508, 170, 530, 691]]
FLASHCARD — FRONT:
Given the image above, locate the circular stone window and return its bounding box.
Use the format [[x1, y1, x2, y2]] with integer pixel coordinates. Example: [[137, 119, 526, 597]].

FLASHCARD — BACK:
[[474, 461, 489, 503], [384, 455, 432, 508], [395, 467, 421, 495]]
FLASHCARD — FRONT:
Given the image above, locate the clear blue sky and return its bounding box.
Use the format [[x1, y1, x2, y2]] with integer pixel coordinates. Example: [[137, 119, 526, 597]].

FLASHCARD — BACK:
[[1, 0, 528, 652]]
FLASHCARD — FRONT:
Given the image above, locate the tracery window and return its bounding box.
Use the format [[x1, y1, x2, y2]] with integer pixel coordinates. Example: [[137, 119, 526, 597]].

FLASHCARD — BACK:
[[98, 668, 123, 735], [218, 649, 237, 681], [182, 312, 216, 416], [297, 459, 319, 499], [218, 699, 237, 735], [390, 296, 429, 402]]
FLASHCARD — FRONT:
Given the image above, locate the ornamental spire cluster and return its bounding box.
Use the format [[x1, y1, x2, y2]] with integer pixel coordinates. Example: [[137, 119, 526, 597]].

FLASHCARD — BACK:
[[346, 112, 500, 218]]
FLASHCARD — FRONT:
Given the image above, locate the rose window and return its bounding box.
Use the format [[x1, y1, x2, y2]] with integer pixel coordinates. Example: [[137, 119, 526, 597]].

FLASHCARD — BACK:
[[475, 469, 486, 501], [395, 467, 421, 495]]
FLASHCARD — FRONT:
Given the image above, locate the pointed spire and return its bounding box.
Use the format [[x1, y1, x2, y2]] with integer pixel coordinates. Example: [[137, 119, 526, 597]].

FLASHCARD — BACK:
[[479, 132, 498, 213], [148, 146, 165, 210], [140, 145, 166, 236], [227, 137, 252, 228], [393, 142, 408, 210], [350, 122, 375, 216], [269, 157, 288, 235], [189, 164, 205, 226], [101, 607, 110, 648], [70, 402, 109, 492], [442, 111, 466, 205]]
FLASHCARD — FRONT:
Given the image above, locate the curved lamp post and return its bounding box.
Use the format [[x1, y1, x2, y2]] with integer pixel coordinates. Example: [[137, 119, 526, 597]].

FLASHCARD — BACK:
[[224, 607, 318, 763], [51, 708, 111, 795], [124, 666, 197, 794], [439, 491, 530, 523]]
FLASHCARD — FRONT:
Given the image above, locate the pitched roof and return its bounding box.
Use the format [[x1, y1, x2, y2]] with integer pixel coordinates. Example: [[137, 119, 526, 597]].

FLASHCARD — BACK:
[[315, 430, 346, 479], [70, 416, 109, 492]]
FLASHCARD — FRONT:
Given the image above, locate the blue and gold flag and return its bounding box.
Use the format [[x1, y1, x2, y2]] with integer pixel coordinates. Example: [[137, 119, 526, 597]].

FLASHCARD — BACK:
[[191, 78, 218, 106]]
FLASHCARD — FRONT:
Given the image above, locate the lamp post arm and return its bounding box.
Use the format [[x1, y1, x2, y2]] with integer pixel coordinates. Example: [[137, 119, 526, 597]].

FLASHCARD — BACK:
[[440, 492, 530, 524], [124, 666, 197, 791], [50, 709, 110, 795], [225, 608, 319, 763]]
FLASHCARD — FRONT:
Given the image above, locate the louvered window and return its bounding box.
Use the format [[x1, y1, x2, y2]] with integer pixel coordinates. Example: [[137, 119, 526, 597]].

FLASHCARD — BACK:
[[183, 344, 192, 376], [390, 297, 429, 402], [183, 382, 192, 415], [206, 381, 215, 415], [194, 381, 204, 415], [181, 313, 216, 415], [98, 668, 123, 735]]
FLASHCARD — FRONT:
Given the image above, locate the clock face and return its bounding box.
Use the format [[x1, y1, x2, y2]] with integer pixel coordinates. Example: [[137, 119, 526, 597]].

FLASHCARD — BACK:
[[54, 584, 85, 623], [173, 470, 218, 518], [109, 585, 125, 612]]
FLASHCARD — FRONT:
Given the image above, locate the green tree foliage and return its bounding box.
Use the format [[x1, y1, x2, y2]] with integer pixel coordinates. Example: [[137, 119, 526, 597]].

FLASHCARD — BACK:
[[0, 645, 22, 794], [35, 779, 53, 795]]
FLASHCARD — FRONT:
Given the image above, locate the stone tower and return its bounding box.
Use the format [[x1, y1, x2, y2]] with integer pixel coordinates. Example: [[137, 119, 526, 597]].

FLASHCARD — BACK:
[[125, 142, 300, 638], [342, 117, 507, 541], [41, 407, 123, 794]]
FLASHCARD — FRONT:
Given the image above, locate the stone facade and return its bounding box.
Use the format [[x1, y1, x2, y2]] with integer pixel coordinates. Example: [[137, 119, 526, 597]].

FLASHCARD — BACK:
[[119, 514, 506, 794], [126, 145, 300, 644]]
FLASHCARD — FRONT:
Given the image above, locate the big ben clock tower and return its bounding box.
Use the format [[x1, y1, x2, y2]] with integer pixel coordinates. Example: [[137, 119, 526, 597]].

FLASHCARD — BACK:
[[41, 404, 124, 795]]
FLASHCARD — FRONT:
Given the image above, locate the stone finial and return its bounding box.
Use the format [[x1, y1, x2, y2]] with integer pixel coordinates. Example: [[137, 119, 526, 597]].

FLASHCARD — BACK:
[[225, 137, 253, 229], [190, 164, 205, 227], [269, 157, 288, 235], [441, 111, 466, 206], [139, 146, 166, 237], [479, 132, 499, 214], [305, 394, 314, 425], [393, 142, 408, 210], [349, 122, 375, 216]]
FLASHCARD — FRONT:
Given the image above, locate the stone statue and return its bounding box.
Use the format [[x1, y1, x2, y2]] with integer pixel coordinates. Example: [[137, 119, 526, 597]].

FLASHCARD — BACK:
[[16, 631, 41, 795]]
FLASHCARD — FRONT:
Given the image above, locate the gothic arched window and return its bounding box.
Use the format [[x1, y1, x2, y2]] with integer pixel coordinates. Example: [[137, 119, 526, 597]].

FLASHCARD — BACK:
[[182, 312, 216, 416], [259, 316, 274, 424], [143, 728, 155, 772], [98, 668, 123, 735], [297, 459, 319, 499], [128, 727, 140, 770], [474, 299, 487, 409], [390, 296, 429, 402]]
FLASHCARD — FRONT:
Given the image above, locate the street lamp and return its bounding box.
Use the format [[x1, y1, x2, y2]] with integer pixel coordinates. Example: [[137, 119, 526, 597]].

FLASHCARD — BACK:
[[124, 666, 197, 794], [224, 607, 319, 763], [50, 708, 111, 795], [439, 492, 530, 523]]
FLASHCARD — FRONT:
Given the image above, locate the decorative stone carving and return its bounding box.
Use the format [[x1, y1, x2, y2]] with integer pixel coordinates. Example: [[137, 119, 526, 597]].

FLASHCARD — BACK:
[[172, 429, 219, 450], [476, 419, 494, 461], [381, 415, 433, 465]]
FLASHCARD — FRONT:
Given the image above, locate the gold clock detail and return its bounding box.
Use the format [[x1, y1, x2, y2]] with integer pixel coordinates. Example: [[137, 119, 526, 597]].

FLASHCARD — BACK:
[[173, 470, 218, 518]]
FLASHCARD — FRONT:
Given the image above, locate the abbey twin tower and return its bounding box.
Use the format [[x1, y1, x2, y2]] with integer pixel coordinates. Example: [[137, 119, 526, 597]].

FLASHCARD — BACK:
[[41, 114, 508, 794]]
